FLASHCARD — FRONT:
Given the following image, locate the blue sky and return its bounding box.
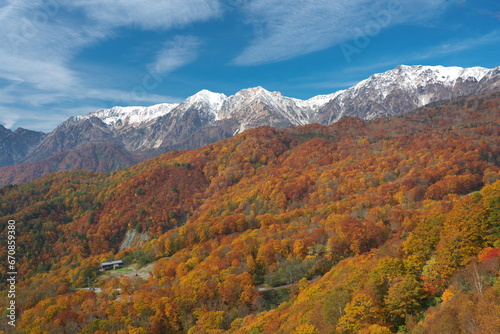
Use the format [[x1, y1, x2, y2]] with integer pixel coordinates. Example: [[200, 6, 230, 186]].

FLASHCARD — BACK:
[[0, 0, 499, 132]]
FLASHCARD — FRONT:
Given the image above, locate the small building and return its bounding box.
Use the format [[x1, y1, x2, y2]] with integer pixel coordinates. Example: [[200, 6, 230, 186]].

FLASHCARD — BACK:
[[99, 260, 123, 271]]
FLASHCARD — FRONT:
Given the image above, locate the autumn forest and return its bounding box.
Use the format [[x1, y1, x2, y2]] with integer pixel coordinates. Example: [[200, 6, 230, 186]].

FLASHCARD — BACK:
[[0, 92, 499, 333]]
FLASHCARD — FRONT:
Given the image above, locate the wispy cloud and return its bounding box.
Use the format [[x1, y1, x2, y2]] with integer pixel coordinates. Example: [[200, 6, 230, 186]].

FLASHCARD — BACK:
[[0, 0, 221, 131], [0, 0, 105, 91], [151, 36, 202, 74], [337, 30, 500, 77], [69, 0, 222, 30], [0, 108, 21, 130], [0, 105, 69, 132], [233, 0, 447, 66], [414, 31, 500, 60], [0, 0, 221, 90]]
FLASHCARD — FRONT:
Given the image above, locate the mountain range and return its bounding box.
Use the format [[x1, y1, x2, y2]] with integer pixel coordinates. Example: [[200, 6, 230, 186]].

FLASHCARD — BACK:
[[1, 64, 499, 186]]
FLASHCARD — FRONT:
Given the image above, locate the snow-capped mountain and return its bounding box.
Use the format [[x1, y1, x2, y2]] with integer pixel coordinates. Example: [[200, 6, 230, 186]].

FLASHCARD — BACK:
[[218, 86, 314, 134], [3, 64, 499, 184], [175, 89, 227, 120], [79, 103, 180, 130], [300, 91, 345, 111], [315, 65, 500, 124]]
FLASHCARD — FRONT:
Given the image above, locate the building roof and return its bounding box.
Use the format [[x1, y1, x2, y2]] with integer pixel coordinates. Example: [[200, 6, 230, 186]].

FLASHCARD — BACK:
[[100, 260, 123, 267]]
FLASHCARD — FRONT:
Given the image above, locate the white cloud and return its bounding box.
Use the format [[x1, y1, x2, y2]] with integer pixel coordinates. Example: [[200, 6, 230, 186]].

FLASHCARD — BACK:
[[233, 0, 447, 65], [0, 0, 221, 131], [0, 106, 67, 132], [414, 31, 500, 60], [0, 0, 220, 91], [0, 108, 20, 130], [69, 0, 222, 30], [0, 56, 78, 91], [151, 36, 201, 74], [83, 88, 183, 106], [0, 0, 113, 94], [346, 30, 500, 72]]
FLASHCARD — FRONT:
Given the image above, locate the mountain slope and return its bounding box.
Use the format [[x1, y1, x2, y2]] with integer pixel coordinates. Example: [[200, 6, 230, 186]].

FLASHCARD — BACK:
[[218, 86, 313, 133], [0, 141, 145, 186], [0, 125, 46, 167], [22, 116, 116, 163]]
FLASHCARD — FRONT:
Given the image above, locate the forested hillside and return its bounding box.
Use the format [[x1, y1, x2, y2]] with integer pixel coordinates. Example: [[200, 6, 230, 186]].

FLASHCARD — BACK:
[[0, 92, 499, 334]]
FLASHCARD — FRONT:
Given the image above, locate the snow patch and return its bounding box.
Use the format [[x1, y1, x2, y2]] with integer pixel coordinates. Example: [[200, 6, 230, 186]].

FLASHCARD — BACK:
[[79, 103, 179, 129]]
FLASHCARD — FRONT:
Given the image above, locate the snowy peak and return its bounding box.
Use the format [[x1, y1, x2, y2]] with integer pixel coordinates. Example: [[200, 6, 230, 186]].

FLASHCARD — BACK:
[[76, 103, 180, 129], [217, 87, 320, 135], [382, 65, 491, 88], [227, 86, 284, 107], [340, 64, 495, 101], [230, 86, 308, 111], [180, 89, 227, 110], [174, 90, 227, 118], [395, 64, 490, 80], [315, 64, 500, 123], [235, 86, 273, 97], [300, 91, 344, 111]]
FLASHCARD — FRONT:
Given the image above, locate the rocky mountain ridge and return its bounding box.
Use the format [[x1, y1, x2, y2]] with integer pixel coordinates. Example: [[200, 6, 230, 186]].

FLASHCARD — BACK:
[[0, 125, 46, 166], [1, 64, 499, 185], [46, 65, 500, 151]]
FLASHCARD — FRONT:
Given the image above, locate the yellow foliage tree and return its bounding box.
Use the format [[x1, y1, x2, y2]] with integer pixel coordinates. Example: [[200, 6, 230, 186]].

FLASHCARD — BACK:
[[293, 323, 320, 334]]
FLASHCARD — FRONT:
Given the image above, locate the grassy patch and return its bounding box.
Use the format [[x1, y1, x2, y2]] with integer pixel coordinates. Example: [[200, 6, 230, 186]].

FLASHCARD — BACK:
[[106, 267, 134, 277]]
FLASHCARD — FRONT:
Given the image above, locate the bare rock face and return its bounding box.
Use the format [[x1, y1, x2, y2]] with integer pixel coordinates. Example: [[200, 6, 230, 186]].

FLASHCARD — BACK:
[[119, 230, 151, 251], [1, 65, 499, 186], [22, 117, 115, 163], [0, 126, 46, 167]]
